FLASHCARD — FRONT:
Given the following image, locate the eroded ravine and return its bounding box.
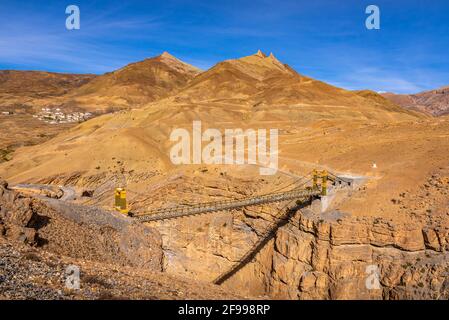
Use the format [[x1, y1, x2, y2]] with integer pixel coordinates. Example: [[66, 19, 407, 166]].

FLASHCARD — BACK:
[[7, 166, 449, 300], [140, 170, 449, 300]]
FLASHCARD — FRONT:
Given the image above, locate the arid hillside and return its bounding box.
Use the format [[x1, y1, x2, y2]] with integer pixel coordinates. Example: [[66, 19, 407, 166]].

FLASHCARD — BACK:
[[0, 71, 96, 161], [60, 52, 202, 112], [0, 70, 95, 113], [382, 86, 449, 116], [177, 51, 420, 117], [0, 52, 201, 115], [353, 90, 421, 113], [0, 51, 427, 182], [0, 53, 201, 164]]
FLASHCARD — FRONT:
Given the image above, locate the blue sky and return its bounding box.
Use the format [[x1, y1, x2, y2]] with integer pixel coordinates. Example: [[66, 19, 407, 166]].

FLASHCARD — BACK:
[[0, 0, 448, 94]]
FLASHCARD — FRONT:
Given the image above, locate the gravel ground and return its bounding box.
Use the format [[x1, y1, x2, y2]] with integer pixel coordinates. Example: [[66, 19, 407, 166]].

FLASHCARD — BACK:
[[0, 241, 69, 300], [0, 239, 243, 300]]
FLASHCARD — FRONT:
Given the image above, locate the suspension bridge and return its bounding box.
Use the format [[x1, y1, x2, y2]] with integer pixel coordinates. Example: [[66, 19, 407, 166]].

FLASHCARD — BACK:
[[115, 170, 353, 223]]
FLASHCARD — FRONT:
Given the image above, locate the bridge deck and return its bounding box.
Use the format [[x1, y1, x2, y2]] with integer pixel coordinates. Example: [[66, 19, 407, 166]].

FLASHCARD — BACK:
[[135, 187, 321, 222]]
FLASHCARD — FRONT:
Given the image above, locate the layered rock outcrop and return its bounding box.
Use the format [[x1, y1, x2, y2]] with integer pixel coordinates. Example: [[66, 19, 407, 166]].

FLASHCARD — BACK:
[[0, 179, 164, 271], [0, 179, 40, 245], [154, 193, 449, 300]]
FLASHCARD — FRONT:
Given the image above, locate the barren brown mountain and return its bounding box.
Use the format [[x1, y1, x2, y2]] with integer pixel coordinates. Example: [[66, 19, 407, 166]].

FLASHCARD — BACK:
[[178, 51, 420, 116], [382, 86, 449, 116], [0, 51, 427, 180], [0, 70, 95, 113], [1, 51, 449, 300], [59, 52, 202, 112], [0, 53, 201, 164], [0, 52, 201, 114]]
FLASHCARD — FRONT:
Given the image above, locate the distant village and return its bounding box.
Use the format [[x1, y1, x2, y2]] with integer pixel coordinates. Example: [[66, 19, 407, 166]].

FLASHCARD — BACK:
[[34, 108, 93, 124]]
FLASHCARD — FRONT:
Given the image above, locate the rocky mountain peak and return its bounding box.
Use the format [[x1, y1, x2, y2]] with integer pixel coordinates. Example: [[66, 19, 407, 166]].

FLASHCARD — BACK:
[[255, 49, 267, 58]]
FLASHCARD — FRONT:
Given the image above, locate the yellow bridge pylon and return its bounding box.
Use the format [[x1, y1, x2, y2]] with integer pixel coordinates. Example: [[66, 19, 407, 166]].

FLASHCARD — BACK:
[[114, 187, 129, 215], [312, 169, 328, 196]]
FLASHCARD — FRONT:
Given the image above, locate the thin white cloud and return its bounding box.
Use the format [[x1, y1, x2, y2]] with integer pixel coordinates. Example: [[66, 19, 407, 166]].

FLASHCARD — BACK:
[[0, 7, 163, 73], [329, 67, 425, 93]]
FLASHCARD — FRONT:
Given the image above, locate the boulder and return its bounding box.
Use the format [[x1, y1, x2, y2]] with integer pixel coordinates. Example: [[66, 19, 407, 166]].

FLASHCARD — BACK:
[[82, 190, 94, 197], [6, 225, 38, 245]]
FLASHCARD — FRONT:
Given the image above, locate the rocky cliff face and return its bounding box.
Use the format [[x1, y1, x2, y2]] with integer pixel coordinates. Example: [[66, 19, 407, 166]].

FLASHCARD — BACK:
[[0, 179, 41, 245], [264, 210, 449, 299], [150, 173, 449, 300], [0, 179, 164, 271]]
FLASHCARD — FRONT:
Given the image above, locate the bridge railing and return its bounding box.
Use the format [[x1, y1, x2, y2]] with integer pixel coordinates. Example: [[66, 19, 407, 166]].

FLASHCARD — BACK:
[[129, 170, 352, 222], [135, 187, 321, 222]]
